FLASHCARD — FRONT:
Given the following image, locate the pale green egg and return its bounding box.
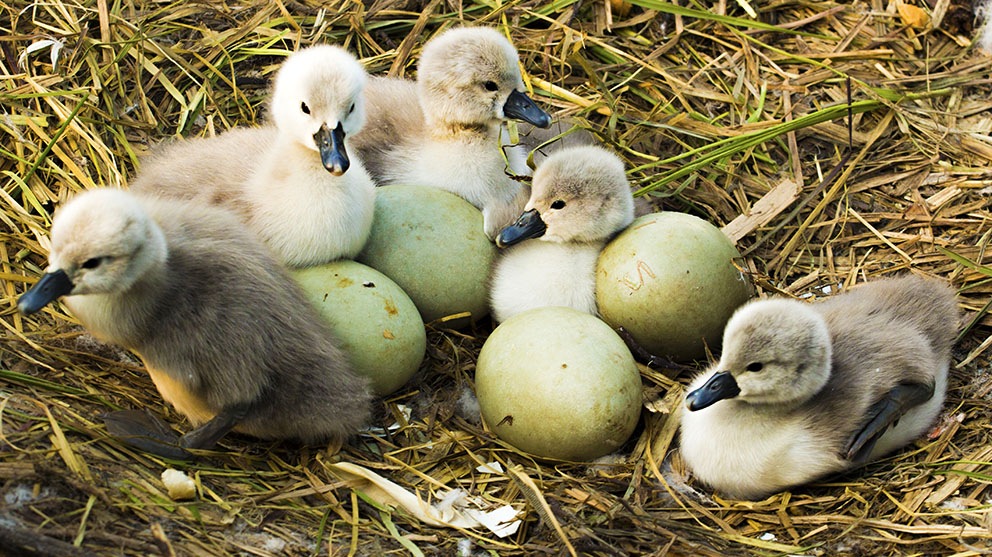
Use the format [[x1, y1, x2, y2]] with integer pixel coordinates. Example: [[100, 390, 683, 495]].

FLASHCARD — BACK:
[[475, 306, 642, 461], [596, 212, 752, 362], [357, 185, 496, 325], [292, 260, 426, 395]]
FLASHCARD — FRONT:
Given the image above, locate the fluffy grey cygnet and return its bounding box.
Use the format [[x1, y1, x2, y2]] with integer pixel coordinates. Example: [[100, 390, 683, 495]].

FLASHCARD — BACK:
[[19, 189, 372, 458], [679, 274, 958, 499]]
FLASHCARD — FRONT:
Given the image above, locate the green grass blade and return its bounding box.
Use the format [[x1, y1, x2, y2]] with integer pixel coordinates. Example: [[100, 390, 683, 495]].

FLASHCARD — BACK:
[[622, 0, 835, 39]]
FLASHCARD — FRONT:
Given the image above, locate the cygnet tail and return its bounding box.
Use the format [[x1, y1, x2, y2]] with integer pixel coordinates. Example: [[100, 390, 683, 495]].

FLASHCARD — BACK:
[[236, 366, 374, 444], [296, 371, 375, 444]]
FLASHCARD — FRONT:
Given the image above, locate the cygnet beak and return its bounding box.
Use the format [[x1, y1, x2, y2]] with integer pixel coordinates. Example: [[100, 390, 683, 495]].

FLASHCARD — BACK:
[[502, 90, 552, 128], [18, 269, 74, 314], [314, 122, 350, 175], [685, 371, 741, 411], [495, 209, 547, 248]]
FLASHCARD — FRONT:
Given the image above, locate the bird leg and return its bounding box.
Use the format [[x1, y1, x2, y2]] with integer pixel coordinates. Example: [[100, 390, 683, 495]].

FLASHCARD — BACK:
[[178, 403, 251, 451], [102, 409, 193, 460], [616, 326, 693, 374], [845, 381, 935, 464]]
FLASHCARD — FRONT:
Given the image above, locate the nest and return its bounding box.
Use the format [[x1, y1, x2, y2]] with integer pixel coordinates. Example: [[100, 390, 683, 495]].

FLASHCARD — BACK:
[[2, 0, 992, 554]]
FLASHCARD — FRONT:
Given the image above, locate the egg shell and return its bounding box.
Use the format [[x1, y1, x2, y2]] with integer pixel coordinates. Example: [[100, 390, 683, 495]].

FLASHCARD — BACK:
[[292, 260, 426, 395], [475, 306, 642, 461], [596, 212, 752, 362], [161, 468, 196, 500], [357, 185, 495, 324]]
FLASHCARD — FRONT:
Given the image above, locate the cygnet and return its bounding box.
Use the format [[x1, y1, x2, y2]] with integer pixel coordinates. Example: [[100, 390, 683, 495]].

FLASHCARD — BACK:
[[18, 189, 372, 459], [679, 274, 958, 500], [130, 45, 374, 267], [352, 26, 552, 238], [489, 145, 634, 322]]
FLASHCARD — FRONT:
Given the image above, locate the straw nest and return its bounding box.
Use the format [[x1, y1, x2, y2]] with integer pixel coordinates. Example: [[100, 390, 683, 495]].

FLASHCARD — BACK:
[[2, 0, 992, 554]]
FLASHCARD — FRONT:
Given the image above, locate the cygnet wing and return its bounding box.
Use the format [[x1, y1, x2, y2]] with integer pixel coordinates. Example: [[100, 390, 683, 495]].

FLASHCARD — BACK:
[[844, 380, 935, 463]]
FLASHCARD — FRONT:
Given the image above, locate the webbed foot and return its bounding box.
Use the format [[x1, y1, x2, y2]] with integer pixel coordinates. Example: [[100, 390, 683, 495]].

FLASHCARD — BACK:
[[616, 326, 693, 373], [102, 409, 194, 460]]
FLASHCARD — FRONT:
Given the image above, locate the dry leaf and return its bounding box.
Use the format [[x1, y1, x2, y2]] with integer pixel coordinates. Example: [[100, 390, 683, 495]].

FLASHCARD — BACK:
[[897, 1, 930, 28]]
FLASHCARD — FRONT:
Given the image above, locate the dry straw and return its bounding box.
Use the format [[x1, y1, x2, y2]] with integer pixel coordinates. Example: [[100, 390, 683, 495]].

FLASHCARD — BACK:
[[2, 0, 992, 554]]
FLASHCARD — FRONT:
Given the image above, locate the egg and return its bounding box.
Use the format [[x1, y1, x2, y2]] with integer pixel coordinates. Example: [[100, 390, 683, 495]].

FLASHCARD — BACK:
[[596, 212, 752, 362], [475, 306, 642, 461], [357, 185, 496, 324], [292, 260, 426, 395]]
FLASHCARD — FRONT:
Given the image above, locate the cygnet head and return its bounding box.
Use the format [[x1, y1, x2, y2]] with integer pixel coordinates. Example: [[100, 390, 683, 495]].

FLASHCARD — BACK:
[[18, 189, 167, 314], [270, 45, 367, 175], [417, 27, 551, 130], [685, 298, 833, 411], [495, 146, 634, 247]]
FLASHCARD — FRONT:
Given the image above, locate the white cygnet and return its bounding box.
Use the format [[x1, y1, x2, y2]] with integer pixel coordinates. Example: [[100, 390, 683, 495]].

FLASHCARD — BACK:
[[130, 45, 375, 267], [489, 145, 634, 322], [352, 26, 552, 239]]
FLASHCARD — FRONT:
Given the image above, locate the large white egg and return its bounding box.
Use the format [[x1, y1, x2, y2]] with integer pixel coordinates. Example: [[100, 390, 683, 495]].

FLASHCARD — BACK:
[[357, 185, 495, 324], [596, 212, 752, 362], [475, 306, 642, 461], [292, 260, 426, 395]]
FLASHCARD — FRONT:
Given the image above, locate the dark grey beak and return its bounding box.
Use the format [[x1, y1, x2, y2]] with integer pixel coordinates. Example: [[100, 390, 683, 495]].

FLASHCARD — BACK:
[[314, 122, 349, 175], [495, 209, 547, 248], [685, 372, 741, 411], [18, 269, 74, 315], [503, 90, 552, 128]]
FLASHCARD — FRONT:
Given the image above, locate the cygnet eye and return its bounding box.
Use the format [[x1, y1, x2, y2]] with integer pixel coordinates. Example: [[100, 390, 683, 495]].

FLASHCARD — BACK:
[[550, 200, 566, 210], [81, 257, 104, 270], [746, 362, 764, 372], [348, 103, 355, 114], [483, 81, 499, 92], [301, 102, 311, 115]]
